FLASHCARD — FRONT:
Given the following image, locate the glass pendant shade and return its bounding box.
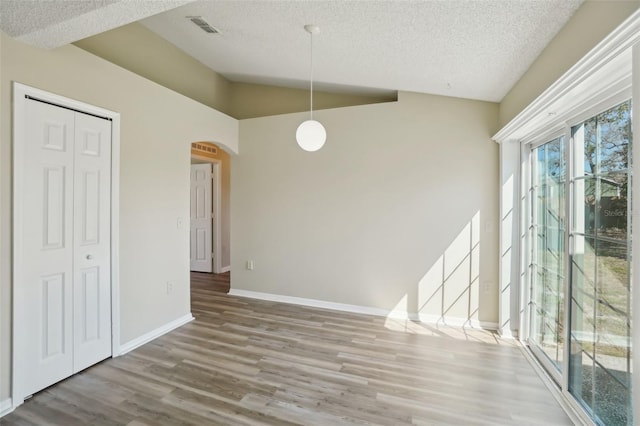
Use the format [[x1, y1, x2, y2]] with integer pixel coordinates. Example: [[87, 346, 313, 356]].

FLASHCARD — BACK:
[[296, 119, 326, 152], [296, 24, 325, 152]]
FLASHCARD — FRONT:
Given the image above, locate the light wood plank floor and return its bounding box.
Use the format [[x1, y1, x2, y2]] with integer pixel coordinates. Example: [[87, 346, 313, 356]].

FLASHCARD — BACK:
[[2, 273, 574, 425], [190, 271, 230, 293]]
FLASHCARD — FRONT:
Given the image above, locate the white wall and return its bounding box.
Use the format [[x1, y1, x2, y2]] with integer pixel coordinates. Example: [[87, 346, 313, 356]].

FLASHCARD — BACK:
[[232, 91, 499, 325], [499, 140, 522, 337], [0, 32, 238, 403], [220, 150, 232, 269]]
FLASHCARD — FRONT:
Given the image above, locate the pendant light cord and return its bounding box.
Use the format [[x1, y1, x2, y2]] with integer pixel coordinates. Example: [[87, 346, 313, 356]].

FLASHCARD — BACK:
[[309, 29, 314, 120]]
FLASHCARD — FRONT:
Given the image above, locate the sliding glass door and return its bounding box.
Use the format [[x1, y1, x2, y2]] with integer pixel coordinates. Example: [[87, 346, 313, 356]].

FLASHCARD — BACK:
[[530, 136, 566, 377], [529, 100, 633, 426], [569, 100, 632, 426]]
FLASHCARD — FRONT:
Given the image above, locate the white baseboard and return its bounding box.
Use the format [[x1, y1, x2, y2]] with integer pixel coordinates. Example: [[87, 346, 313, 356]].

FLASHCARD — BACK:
[[220, 265, 231, 273], [416, 312, 498, 330], [230, 288, 391, 316], [3, 317, 194, 418], [228, 289, 498, 330], [498, 328, 519, 340], [117, 313, 194, 356], [0, 398, 13, 418]]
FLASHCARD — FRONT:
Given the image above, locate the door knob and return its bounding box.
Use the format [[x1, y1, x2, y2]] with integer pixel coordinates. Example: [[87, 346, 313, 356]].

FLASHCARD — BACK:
[[86, 254, 93, 260]]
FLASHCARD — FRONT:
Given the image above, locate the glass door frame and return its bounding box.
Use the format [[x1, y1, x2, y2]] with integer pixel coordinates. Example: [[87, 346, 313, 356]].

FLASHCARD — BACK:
[[526, 131, 569, 387], [522, 89, 634, 426]]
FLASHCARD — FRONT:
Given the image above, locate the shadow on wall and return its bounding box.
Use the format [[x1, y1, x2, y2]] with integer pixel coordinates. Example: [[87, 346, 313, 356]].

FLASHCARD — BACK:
[[501, 173, 515, 333], [386, 211, 487, 329]]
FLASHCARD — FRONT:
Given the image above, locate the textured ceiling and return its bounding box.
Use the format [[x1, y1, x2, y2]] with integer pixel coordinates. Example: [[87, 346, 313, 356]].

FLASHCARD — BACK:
[[0, 0, 584, 102], [0, 0, 193, 49], [142, 0, 584, 102]]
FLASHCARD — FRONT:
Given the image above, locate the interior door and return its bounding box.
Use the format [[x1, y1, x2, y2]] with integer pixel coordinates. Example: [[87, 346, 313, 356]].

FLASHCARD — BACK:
[[21, 99, 75, 395], [73, 112, 112, 372], [190, 164, 213, 272], [19, 99, 112, 398]]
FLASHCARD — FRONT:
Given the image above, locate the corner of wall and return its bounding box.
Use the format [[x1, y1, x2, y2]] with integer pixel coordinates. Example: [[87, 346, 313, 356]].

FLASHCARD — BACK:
[[0, 398, 14, 418], [74, 22, 234, 115]]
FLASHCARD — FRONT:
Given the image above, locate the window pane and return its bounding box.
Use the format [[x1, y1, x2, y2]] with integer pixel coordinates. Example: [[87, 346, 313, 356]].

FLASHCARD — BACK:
[[595, 240, 630, 381], [569, 100, 632, 426], [598, 101, 631, 173], [597, 173, 628, 241], [530, 137, 566, 371], [569, 235, 596, 404], [578, 119, 596, 175], [576, 101, 631, 175], [570, 239, 631, 425], [573, 177, 596, 237]]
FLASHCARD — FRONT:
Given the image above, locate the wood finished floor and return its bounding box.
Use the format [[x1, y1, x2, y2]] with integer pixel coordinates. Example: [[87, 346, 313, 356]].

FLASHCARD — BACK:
[[190, 271, 230, 293], [1, 272, 574, 425]]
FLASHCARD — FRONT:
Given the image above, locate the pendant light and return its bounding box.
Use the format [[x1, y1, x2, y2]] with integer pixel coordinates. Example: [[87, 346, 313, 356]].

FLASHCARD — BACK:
[[296, 24, 326, 152]]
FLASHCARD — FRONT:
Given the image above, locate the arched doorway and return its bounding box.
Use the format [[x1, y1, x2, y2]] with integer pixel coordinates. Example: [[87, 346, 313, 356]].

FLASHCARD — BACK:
[[190, 142, 231, 293]]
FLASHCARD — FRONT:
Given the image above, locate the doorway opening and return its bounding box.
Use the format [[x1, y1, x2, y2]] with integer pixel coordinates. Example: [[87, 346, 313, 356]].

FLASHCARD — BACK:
[[190, 142, 231, 294]]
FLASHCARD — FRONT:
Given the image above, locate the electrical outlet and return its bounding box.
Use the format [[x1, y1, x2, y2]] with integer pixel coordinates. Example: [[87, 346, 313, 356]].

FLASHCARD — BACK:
[[166, 281, 175, 294], [176, 218, 184, 229], [246, 260, 254, 270], [482, 281, 492, 293]]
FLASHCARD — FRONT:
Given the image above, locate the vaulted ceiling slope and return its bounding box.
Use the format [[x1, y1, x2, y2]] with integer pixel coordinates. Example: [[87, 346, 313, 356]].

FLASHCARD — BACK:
[[0, 0, 193, 49], [0, 0, 583, 102]]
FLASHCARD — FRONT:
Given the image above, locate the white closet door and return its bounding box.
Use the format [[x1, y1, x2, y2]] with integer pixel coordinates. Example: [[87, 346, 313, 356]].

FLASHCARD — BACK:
[[190, 163, 213, 272], [73, 113, 112, 372], [19, 100, 112, 398], [21, 100, 75, 396]]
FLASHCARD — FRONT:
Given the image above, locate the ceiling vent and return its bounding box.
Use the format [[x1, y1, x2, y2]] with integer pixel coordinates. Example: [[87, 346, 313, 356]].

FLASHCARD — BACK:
[[187, 16, 220, 34]]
